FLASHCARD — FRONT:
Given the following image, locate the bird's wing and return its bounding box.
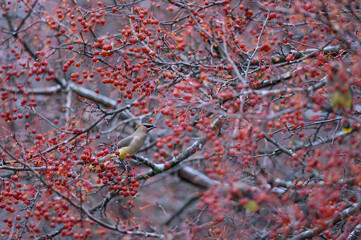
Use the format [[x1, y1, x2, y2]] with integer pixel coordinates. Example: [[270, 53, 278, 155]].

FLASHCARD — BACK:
[[117, 135, 134, 148]]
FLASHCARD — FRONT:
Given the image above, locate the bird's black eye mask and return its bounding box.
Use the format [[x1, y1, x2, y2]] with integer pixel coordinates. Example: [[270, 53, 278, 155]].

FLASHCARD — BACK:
[[134, 124, 156, 130]]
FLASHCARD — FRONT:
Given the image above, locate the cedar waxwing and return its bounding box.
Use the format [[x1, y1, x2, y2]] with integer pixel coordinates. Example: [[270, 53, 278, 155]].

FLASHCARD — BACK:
[[326, 63, 353, 113], [111, 123, 156, 160]]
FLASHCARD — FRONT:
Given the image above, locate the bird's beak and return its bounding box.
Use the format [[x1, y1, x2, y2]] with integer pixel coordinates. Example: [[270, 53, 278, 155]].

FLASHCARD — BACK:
[[150, 125, 156, 130]]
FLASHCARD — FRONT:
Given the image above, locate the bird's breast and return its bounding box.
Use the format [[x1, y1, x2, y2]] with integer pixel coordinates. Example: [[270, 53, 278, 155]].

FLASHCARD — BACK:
[[128, 136, 145, 153]]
